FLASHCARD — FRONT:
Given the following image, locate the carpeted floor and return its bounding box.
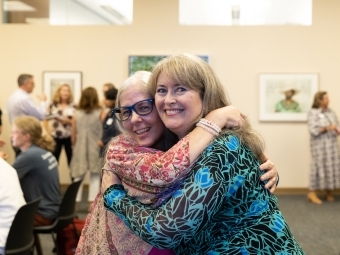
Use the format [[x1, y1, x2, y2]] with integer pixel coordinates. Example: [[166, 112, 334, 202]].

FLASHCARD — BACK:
[[36, 194, 340, 255], [277, 194, 340, 255]]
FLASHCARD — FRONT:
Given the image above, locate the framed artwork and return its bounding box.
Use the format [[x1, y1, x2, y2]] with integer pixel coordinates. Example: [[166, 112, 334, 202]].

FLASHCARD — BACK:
[[259, 73, 318, 122], [43, 71, 82, 104], [128, 55, 210, 75]]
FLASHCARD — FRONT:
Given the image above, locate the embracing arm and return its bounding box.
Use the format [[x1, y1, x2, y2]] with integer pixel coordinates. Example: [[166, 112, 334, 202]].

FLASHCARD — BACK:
[[106, 105, 244, 184], [103, 142, 231, 249]]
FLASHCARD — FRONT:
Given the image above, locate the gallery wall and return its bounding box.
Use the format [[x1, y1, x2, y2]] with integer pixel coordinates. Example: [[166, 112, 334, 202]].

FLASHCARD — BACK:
[[0, 0, 339, 188]]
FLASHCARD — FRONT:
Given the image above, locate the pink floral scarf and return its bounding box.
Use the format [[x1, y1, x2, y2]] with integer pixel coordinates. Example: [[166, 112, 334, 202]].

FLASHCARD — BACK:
[[75, 134, 189, 255]]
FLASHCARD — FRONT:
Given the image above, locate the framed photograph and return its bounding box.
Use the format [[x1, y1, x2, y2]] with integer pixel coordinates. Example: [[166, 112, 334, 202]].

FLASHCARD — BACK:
[[259, 73, 318, 122], [128, 55, 210, 75], [43, 71, 82, 104]]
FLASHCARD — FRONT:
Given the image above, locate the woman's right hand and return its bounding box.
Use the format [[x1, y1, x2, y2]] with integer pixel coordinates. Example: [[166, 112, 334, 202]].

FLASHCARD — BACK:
[[101, 170, 122, 193], [205, 105, 245, 130]]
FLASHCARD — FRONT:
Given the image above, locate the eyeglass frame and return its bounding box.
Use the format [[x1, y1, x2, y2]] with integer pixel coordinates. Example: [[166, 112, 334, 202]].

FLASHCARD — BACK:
[[112, 98, 155, 121]]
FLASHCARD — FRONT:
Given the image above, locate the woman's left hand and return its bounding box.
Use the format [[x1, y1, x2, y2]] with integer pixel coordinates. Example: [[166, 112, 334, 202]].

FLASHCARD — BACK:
[[259, 157, 278, 193], [101, 170, 122, 193]]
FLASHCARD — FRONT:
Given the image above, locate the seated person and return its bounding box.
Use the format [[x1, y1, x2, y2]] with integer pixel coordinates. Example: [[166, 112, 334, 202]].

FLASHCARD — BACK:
[[11, 116, 61, 226], [0, 155, 26, 255]]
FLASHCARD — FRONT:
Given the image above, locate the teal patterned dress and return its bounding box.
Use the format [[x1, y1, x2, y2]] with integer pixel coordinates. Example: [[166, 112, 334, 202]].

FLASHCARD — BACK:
[[103, 134, 305, 255]]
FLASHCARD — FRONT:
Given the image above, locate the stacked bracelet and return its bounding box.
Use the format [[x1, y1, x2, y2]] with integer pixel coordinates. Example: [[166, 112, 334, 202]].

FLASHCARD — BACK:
[[196, 118, 222, 136]]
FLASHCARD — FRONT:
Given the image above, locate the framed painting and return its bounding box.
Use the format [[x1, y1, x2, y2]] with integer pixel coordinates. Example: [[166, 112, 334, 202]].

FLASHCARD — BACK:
[[259, 73, 318, 122], [128, 55, 210, 75], [43, 71, 82, 104]]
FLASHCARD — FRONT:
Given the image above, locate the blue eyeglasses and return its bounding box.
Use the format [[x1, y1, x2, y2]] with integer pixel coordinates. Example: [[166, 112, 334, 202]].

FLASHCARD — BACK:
[[112, 99, 154, 121]]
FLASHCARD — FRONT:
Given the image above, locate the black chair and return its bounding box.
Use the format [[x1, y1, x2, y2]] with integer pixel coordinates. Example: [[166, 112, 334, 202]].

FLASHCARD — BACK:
[[33, 180, 82, 255], [5, 197, 42, 255]]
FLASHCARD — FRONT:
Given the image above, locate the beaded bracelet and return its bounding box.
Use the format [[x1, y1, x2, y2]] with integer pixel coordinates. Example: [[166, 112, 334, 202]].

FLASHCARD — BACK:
[[199, 118, 222, 133], [196, 122, 220, 136], [196, 118, 221, 136]]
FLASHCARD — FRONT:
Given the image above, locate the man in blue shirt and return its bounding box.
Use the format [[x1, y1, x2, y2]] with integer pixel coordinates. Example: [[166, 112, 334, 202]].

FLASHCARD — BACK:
[[7, 74, 47, 156]]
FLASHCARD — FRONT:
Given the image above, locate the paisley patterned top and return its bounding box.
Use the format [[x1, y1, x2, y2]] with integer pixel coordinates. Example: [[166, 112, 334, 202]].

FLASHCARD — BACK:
[[103, 134, 305, 255]]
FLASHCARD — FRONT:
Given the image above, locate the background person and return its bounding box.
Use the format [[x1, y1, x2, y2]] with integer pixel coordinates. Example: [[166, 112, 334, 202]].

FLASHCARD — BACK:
[[101, 83, 115, 110], [99, 87, 119, 156], [307, 91, 340, 204], [0, 156, 26, 255], [7, 74, 47, 156], [70, 87, 102, 206], [44, 84, 76, 167], [7, 74, 47, 124], [11, 116, 61, 226], [102, 53, 303, 254], [11, 116, 61, 255]]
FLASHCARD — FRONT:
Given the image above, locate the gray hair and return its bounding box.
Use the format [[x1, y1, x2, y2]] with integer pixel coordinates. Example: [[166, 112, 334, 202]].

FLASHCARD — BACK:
[[17, 74, 33, 86], [114, 71, 152, 133]]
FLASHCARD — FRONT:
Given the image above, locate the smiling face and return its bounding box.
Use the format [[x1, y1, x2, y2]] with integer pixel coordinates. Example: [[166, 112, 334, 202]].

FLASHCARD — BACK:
[[119, 83, 165, 147], [155, 72, 203, 139]]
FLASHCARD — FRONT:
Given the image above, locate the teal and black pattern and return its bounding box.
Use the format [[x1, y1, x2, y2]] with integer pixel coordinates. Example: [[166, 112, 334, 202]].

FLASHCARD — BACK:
[[104, 134, 305, 255]]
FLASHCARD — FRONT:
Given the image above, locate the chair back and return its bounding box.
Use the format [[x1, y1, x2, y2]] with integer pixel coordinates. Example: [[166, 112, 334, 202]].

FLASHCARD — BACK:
[[54, 180, 82, 230], [5, 197, 42, 255]]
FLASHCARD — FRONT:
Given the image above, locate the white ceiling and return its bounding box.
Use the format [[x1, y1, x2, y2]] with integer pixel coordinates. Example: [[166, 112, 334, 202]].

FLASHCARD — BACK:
[[179, 0, 312, 26], [3, 0, 312, 26]]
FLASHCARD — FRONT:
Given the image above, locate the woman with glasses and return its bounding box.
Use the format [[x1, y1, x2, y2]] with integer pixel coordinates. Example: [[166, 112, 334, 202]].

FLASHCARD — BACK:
[[101, 53, 303, 254], [70, 87, 102, 207], [76, 71, 278, 255]]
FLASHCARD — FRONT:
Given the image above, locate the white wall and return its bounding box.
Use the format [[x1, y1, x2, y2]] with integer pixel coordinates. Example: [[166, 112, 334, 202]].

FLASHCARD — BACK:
[[0, 0, 339, 187]]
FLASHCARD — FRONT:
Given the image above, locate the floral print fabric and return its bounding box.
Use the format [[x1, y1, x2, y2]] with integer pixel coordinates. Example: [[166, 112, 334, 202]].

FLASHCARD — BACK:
[[106, 134, 190, 187], [47, 103, 76, 139], [76, 134, 189, 255], [104, 134, 305, 255]]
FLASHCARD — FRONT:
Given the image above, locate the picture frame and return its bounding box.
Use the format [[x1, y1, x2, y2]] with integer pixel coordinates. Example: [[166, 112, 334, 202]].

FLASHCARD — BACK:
[[128, 55, 210, 75], [259, 73, 318, 122], [43, 71, 82, 104]]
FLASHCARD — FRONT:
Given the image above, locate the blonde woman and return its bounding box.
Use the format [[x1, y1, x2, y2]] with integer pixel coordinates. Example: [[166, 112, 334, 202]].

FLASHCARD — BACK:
[[70, 87, 102, 205], [45, 84, 76, 166], [11, 116, 61, 226]]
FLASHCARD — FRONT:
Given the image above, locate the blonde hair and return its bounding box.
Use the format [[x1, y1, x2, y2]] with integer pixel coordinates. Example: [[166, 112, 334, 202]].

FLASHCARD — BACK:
[[52, 84, 74, 104], [14, 116, 55, 152], [77, 87, 101, 113], [148, 53, 264, 159], [114, 71, 152, 133]]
